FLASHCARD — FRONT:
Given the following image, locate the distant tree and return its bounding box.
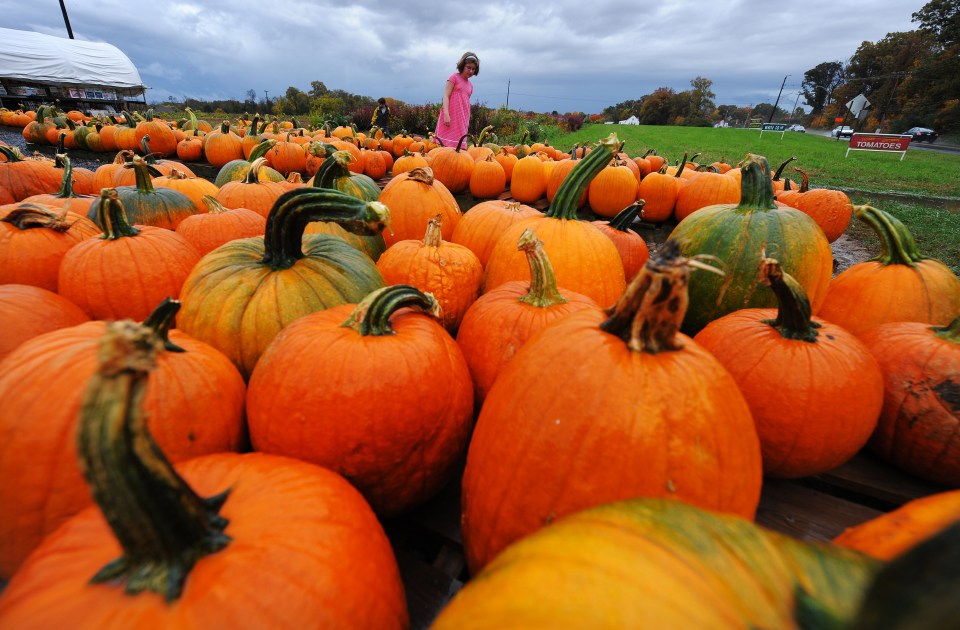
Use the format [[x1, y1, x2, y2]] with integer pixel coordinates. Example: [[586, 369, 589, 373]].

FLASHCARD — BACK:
[[688, 76, 716, 121], [309, 81, 329, 98], [638, 88, 676, 125], [283, 86, 312, 114], [912, 0, 959, 48], [801, 62, 846, 114]]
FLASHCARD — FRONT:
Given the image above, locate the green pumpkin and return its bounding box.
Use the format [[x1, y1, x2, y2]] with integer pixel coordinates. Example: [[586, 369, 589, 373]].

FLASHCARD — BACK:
[[668, 153, 833, 335], [213, 138, 284, 187], [87, 155, 197, 231], [312, 150, 381, 202], [177, 188, 389, 379]]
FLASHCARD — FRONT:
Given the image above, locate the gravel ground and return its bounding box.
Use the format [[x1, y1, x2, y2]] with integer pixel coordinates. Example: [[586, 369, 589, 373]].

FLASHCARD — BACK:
[[1, 124, 870, 273]]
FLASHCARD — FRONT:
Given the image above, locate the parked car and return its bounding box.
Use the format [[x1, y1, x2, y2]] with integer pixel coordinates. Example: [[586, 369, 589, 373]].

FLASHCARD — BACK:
[[831, 126, 854, 138], [787, 124, 806, 133], [903, 127, 939, 143]]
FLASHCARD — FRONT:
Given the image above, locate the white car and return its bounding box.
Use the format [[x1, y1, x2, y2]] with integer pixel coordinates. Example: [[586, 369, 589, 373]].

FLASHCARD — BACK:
[[831, 126, 854, 138], [787, 124, 806, 133]]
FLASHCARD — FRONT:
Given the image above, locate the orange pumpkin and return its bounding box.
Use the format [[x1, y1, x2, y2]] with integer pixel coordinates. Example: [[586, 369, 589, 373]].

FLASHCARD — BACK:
[[215, 157, 288, 218], [0, 299, 246, 580], [450, 199, 541, 267], [636, 160, 685, 223], [461, 240, 763, 572], [0, 284, 89, 364], [152, 168, 220, 210], [818, 205, 960, 335], [430, 134, 474, 194], [175, 195, 266, 256], [0, 146, 62, 203], [694, 258, 884, 478], [0, 321, 406, 628], [247, 285, 473, 516], [22, 156, 97, 216], [377, 215, 483, 331], [203, 120, 245, 168], [377, 166, 462, 247], [456, 229, 597, 402], [509, 153, 548, 203], [468, 154, 506, 199], [674, 168, 740, 222], [588, 158, 639, 218], [591, 202, 650, 283], [859, 317, 960, 486], [134, 108, 178, 157]]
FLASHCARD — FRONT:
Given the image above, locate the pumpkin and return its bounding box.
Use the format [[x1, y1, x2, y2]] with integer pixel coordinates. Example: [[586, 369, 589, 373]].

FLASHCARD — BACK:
[[667, 153, 833, 335], [775, 168, 852, 243], [0, 203, 101, 291], [309, 149, 381, 201], [377, 166, 462, 247], [177, 188, 389, 379], [175, 195, 267, 256], [674, 167, 740, 221], [92, 150, 135, 192], [0, 146, 62, 203], [214, 139, 284, 186], [456, 229, 597, 402], [61, 189, 201, 321], [817, 205, 960, 335], [482, 134, 627, 308], [834, 490, 960, 560], [430, 134, 474, 194], [591, 202, 650, 283], [203, 120, 245, 168], [376, 215, 483, 331], [214, 156, 288, 219], [587, 157, 639, 218], [391, 149, 429, 177], [88, 155, 199, 231], [509, 153, 547, 203], [545, 156, 586, 207], [635, 157, 686, 223], [247, 285, 473, 516], [693, 258, 885, 478], [134, 108, 177, 157], [0, 284, 89, 363], [450, 199, 541, 267], [468, 154, 506, 199], [435, 498, 879, 629], [111, 136, 197, 185], [0, 299, 246, 579], [0, 320, 407, 628], [461, 240, 763, 572], [21, 155, 97, 216], [153, 168, 220, 210], [264, 132, 307, 175], [858, 317, 960, 486]]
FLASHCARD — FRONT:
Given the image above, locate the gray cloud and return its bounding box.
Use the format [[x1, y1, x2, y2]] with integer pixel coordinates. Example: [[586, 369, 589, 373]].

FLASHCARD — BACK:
[[2, 0, 925, 112]]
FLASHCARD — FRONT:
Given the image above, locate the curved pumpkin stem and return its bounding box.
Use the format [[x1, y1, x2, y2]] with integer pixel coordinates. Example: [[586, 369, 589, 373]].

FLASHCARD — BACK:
[[607, 201, 644, 232], [1, 203, 76, 233], [261, 188, 390, 269], [792, 167, 810, 193], [340, 284, 442, 336], [313, 150, 354, 189], [76, 313, 230, 603], [124, 154, 163, 192], [96, 188, 141, 240], [772, 156, 798, 182], [547, 133, 619, 220], [516, 229, 567, 308], [854, 204, 926, 268], [758, 257, 820, 342], [735, 154, 778, 211], [934, 317, 960, 344], [600, 239, 722, 353]]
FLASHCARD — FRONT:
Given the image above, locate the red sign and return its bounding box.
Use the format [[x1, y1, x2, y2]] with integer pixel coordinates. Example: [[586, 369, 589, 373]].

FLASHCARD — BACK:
[[834, 117, 844, 123], [849, 134, 911, 151]]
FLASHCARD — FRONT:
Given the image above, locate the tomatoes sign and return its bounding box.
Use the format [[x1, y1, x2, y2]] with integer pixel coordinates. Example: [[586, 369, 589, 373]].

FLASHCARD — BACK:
[[845, 133, 912, 161]]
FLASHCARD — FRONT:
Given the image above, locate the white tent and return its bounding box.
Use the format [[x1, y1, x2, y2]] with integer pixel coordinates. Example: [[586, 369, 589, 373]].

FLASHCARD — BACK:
[[0, 27, 145, 90]]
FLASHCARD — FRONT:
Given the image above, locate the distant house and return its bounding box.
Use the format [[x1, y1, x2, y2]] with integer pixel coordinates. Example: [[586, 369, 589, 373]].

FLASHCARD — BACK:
[[618, 115, 639, 125]]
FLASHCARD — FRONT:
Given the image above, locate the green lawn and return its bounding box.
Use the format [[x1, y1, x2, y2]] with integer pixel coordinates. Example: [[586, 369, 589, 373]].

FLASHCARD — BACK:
[[542, 124, 960, 272]]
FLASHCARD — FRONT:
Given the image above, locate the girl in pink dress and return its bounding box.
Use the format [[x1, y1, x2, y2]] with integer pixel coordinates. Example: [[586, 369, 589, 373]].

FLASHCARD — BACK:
[[434, 52, 479, 148]]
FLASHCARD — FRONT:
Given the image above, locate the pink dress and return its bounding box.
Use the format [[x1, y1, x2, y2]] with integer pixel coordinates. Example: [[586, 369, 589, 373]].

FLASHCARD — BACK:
[[434, 72, 473, 148]]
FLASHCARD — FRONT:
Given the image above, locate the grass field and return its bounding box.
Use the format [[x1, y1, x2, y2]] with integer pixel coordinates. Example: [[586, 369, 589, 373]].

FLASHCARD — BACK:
[[542, 124, 960, 272]]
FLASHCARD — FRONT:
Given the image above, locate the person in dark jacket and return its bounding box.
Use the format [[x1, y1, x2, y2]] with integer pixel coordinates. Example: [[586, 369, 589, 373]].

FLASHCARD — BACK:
[[371, 97, 391, 136]]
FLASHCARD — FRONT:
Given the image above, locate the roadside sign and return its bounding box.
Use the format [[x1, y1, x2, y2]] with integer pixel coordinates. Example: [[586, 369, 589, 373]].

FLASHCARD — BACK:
[[845, 133, 912, 161], [758, 123, 787, 138], [834, 117, 844, 123], [845, 94, 871, 119]]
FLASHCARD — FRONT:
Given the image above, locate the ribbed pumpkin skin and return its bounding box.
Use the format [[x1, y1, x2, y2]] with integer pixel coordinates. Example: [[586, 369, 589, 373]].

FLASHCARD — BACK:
[[669, 207, 832, 334], [636, 171, 680, 222], [0, 207, 101, 291], [303, 220, 386, 261], [57, 227, 201, 322], [455, 280, 597, 401], [859, 321, 960, 486], [592, 221, 649, 283], [834, 490, 960, 560], [509, 154, 547, 203], [674, 171, 740, 221], [0, 284, 89, 363], [819, 261, 960, 336], [0, 322, 247, 579], [587, 162, 638, 218], [247, 303, 474, 516], [377, 168, 462, 247], [177, 235, 386, 379], [87, 184, 198, 231], [461, 308, 763, 572], [0, 453, 409, 630], [789, 188, 852, 243], [450, 200, 541, 267], [437, 499, 878, 629], [694, 308, 885, 478], [175, 207, 266, 256], [482, 218, 626, 308]]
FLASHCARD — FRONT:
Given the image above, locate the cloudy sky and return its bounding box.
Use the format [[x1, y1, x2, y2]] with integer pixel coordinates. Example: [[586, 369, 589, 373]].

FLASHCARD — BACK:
[[4, 0, 929, 114]]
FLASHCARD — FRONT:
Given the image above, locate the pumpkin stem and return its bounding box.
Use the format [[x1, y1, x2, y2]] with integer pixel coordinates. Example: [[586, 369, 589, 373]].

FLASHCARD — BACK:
[[735, 154, 778, 211], [96, 188, 142, 239], [772, 156, 797, 181], [201, 194, 230, 214], [313, 150, 353, 189], [673, 152, 688, 178], [547, 133, 619, 220], [600, 239, 720, 353], [260, 188, 390, 269], [423, 214, 444, 248], [854, 204, 925, 268], [933, 316, 960, 344], [516, 229, 567, 308], [758, 257, 820, 342], [406, 166, 435, 186], [124, 154, 162, 192], [607, 201, 644, 232], [76, 316, 231, 603], [340, 285, 442, 336], [1, 203, 77, 233], [793, 167, 810, 193]]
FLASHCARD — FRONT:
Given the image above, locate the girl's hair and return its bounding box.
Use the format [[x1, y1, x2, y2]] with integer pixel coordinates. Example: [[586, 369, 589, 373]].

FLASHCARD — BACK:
[[456, 51, 480, 76]]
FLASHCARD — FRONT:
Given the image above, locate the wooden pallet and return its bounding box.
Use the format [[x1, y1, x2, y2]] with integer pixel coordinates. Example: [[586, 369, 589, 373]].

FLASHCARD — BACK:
[[389, 450, 947, 630]]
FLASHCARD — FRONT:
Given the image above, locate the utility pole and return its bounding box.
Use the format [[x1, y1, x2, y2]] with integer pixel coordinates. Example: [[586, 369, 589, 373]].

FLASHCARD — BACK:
[[506, 80, 510, 110], [768, 75, 789, 123], [59, 0, 75, 39], [790, 91, 801, 122]]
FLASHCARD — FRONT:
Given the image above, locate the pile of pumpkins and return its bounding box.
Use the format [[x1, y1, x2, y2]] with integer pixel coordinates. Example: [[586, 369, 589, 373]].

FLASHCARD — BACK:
[[2, 103, 960, 628]]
